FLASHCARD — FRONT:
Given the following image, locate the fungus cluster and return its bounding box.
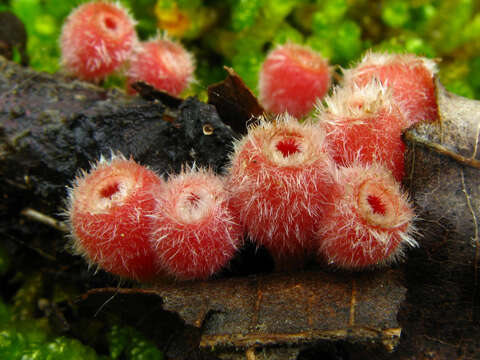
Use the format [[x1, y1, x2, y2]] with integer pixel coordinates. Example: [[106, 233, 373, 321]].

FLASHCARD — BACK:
[[60, 1, 194, 96], [67, 156, 242, 281], [65, 29, 437, 280]]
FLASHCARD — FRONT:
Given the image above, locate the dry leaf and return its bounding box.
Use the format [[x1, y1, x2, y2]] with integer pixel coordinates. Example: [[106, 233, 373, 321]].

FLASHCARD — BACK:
[[207, 66, 264, 135], [404, 79, 479, 275], [400, 79, 480, 358], [80, 270, 405, 355]]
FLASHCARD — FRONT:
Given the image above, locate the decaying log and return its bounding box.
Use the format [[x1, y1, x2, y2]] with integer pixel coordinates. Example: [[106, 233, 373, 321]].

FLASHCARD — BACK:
[[80, 270, 405, 357], [0, 57, 234, 212], [400, 79, 480, 359], [158, 270, 404, 350], [403, 79, 480, 294]]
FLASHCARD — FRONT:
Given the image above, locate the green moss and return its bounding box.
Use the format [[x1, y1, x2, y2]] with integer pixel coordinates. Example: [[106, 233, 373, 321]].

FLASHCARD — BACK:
[[425, 0, 473, 54], [230, 0, 264, 31], [0, 296, 164, 360], [10, 0, 62, 73], [320, 0, 348, 23], [375, 34, 436, 58], [468, 57, 480, 94], [231, 51, 265, 94], [0, 297, 99, 360], [271, 23, 304, 46], [1, 0, 479, 98], [444, 80, 475, 99], [44, 337, 101, 360], [381, 0, 411, 28], [12, 273, 44, 321], [108, 325, 163, 360]]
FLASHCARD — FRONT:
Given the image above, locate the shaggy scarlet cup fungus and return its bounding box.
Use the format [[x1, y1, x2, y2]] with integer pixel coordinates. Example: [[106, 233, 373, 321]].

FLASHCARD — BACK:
[[228, 114, 338, 269], [66, 155, 164, 281], [150, 167, 242, 280], [317, 163, 417, 269], [343, 51, 438, 126], [60, 1, 137, 82], [317, 80, 408, 181], [259, 43, 331, 118], [126, 37, 195, 96]]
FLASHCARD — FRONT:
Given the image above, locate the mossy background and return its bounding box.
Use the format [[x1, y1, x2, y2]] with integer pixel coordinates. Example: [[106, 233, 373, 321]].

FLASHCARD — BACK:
[[0, 0, 480, 359], [1, 0, 480, 99]]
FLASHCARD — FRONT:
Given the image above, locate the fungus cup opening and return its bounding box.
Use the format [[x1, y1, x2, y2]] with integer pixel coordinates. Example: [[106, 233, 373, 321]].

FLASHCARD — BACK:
[[175, 187, 214, 224], [263, 131, 314, 168], [276, 138, 301, 158], [89, 174, 134, 213], [100, 181, 120, 199], [103, 16, 118, 31], [357, 180, 397, 229], [367, 194, 386, 216]]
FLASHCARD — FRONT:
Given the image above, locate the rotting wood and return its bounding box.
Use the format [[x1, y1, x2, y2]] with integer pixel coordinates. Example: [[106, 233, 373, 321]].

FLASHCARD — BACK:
[[399, 79, 480, 358], [0, 57, 235, 212], [80, 269, 405, 352]]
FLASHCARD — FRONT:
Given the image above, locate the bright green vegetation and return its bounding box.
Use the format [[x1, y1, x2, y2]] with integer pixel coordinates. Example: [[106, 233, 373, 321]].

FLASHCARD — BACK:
[[108, 325, 163, 360], [1, 0, 479, 98], [0, 278, 163, 360], [0, 297, 101, 360]]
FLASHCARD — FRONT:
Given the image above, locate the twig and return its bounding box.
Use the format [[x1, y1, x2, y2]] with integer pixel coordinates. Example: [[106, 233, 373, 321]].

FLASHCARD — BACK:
[[20, 207, 68, 233]]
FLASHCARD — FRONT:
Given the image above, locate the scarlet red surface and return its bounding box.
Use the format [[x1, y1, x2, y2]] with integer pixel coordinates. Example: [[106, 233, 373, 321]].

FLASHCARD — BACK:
[[60, 1, 137, 81], [276, 138, 301, 157], [259, 44, 331, 118], [324, 107, 407, 181], [151, 169, 242, 280], [69, 157, 164, 281], [317, 164, 415, 269], [347, 54, 437, 126], [367, 194, 386, 215], [127, 39, 194, 96], [228, 118, 338, 269]]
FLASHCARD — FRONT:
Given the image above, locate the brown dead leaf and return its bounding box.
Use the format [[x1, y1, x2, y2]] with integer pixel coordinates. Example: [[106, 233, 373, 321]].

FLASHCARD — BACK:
[[404, 79, 480, 273], [207, 66, 264, 135], [80, 270, 405, 354], [0, 11, 28, 66], [400, 79, 480, 359], [131, 82, 183, 108]]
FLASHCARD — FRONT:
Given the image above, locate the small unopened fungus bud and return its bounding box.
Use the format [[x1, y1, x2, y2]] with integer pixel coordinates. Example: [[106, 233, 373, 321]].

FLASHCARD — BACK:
[[66, 155, 164, 281], [317, 80, 407, 181], [259, 43, 331, 118], [316, 163, 417, 269], [60, 1, 137, 82], [150, 167, 242, 280], [343, 51, 438, 126], [126, 37, 195, 96], [228, 114, 337, 269]]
